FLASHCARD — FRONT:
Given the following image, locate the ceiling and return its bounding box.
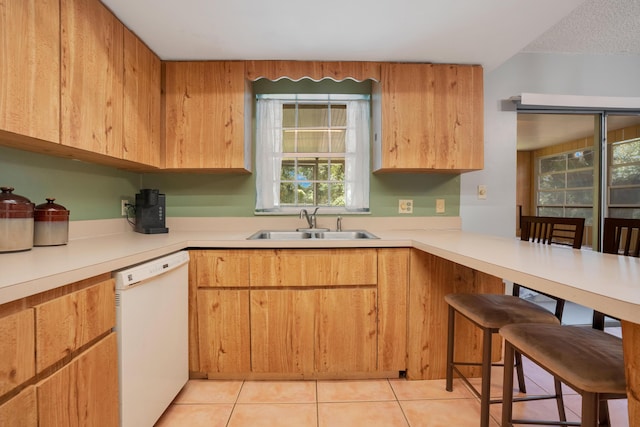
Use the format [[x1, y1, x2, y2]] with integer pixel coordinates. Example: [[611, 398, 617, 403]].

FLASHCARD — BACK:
[[102, 0, 587, 71], [101, 0, 640, 150]]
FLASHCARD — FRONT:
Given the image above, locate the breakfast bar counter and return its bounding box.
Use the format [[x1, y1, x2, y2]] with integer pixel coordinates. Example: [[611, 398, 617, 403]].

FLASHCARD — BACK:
[[0, 217, 638, 426]]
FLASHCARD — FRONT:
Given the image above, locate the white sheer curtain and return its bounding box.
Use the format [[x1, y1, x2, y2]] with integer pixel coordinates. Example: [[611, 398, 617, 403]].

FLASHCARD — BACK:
[[255, 99, 283, 211], [344, 99, 370, 211], [255, 96, 370, 212]]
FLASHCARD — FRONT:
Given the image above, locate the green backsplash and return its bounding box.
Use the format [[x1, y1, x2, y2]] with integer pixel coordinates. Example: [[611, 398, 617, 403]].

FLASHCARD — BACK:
[[0, 146, 140, 220], [1, 146, 460, 220]]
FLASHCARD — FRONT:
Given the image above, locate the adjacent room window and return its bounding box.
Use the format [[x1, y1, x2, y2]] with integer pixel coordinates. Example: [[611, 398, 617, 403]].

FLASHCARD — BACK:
[[255, 94, 370, 213], [608, 137, 640, 219], [536, 148, 595, 225]]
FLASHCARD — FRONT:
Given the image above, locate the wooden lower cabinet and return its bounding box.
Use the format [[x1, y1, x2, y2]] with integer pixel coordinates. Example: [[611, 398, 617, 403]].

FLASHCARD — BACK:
[[191, 248, 407, 378], [37, 333, 118, 427], [197, 289, 250, 374], [0, 274, 117, 426]]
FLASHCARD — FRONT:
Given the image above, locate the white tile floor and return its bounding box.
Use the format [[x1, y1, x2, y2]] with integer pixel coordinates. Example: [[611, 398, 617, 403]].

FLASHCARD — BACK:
[[155, 342, 629, 427]]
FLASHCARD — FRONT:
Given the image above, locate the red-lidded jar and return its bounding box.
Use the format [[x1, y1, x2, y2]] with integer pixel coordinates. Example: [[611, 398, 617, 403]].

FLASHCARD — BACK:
[[34, 198, 70, 246], [0, 187, 35, 252]]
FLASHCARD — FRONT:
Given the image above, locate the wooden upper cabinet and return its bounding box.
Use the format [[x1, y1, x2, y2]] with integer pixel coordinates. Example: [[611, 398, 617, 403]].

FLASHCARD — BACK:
[[123, 28, 161, 168], [60, 0, 124, 158], [374, 63, 484, 172], [163, 61, 251, 171], [0, 0, 60, 143]]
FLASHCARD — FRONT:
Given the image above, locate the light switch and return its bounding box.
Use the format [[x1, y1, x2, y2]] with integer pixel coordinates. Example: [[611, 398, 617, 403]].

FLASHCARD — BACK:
[[478, 185, 487, 200], [436, 199, 445, 213]]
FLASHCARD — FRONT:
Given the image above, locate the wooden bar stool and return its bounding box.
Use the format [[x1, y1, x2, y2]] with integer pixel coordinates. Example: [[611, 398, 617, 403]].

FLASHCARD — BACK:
[[445, 216, 585, 427], [444, 294, 560, 427], [500, 323, 627, 427]]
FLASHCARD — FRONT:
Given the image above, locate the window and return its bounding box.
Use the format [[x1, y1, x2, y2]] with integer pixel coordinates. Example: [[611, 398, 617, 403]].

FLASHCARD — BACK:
[[609, 137, 640, 219], [255, 94, 370, 213], [537, 149, 594, 225]]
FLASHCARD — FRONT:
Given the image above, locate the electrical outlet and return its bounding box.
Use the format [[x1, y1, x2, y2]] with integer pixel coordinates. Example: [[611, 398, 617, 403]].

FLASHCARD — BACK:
[[436, 199, 445, 213], [478, 184, 487, 200], [121, 199, 129, 216], [398, 199, 413, 214]]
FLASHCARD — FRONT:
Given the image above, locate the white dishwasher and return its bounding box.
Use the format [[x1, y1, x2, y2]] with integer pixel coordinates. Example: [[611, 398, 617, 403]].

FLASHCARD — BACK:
[[113, 250, 190, 427]]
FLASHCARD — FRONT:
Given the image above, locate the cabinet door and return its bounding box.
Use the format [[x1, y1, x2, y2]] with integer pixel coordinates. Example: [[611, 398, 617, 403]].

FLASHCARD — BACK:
[[0, 309, 35, 396], [192, 249, 250, 288], [375, 63, 483, 172], [60, 0, 123, 157], [197, 289, 250, 373], [316, 288, 377, 373], [123, 27, 161, 167], [0, 0, 59, 142], [0, 386, 37, 427], [377, 248, 409, 371], [164, 61, 250, 171], [37, 333, 118, 427], [250, 289, 315, 374], [34, 279, 115, 372]]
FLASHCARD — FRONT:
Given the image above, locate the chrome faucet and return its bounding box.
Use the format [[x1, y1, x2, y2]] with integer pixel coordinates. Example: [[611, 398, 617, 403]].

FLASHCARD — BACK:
[[299, 207, 319, 229]]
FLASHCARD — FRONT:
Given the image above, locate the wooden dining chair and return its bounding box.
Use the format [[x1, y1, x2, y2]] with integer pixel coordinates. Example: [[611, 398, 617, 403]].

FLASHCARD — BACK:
[[445, 216, 585, 427], [593, 217, 640, 330]]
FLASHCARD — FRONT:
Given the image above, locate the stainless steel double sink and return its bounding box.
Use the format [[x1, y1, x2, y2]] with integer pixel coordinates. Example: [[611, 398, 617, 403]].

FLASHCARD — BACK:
[[247, 230, 379, 240]]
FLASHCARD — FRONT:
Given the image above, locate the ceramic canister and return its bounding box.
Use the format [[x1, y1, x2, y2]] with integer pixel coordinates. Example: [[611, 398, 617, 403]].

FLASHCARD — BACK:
[[0, 187, 35, 252], [34, 198, 70, 246]]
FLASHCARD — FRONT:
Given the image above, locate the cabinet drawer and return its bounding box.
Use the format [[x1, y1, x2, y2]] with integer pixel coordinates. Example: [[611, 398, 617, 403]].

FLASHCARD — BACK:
[[250, 249, 377, 287], [192, 250, 250, 288], [0, 385, 37, 427], [34, 279, 115, 372], [0, 309, 35, 397], [37, 333, 118, 427]]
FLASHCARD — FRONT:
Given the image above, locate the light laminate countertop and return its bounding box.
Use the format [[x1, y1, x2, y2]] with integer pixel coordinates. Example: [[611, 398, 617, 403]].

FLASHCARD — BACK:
[[1, 219, 638, 325]]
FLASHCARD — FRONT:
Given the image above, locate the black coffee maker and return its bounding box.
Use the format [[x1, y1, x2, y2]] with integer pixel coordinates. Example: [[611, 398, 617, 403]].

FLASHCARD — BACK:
[[134, 189, 169, 234]]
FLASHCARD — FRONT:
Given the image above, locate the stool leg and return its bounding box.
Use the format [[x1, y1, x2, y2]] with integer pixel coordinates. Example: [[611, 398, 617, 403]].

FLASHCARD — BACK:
[[582, 392, 598, 427], [446, 305, 455, 392], [598, 399, 611, 426], [553, 378, 567, 422], [514, 351, 527, 393], [501, 341, 515, 427], [480, 327, 493, 427]]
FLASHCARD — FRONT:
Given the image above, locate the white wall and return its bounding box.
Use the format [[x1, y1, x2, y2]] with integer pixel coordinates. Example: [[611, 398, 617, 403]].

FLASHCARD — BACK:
[[461, 52, 640, 238]]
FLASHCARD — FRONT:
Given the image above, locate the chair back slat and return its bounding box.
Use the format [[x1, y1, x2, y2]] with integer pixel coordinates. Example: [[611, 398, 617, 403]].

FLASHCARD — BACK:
[[602, 217, 640, 257], [520, 216, 585, 249]]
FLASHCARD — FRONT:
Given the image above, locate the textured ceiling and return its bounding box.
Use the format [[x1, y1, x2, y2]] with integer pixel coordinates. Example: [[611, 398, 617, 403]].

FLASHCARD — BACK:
[[523, 0, 640, 55]]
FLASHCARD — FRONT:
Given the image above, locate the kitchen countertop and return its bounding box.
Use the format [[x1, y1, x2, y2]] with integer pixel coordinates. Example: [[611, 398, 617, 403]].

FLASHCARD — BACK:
[[1, 217, 638, 325]]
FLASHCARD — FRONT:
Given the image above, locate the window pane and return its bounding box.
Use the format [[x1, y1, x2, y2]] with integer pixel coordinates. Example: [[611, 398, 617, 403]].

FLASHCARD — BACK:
[[538, 191, 564, 205], [612, 139, 640, 165], [280, 182, 295, 204], [539, 173, 565, 190], [540, 155, 566, 173], [330, 183, 345, 206], [281, 162, 295, 181], [298, 105, 328, 127], [330, 105, 347, 127], [317, 182, 328, 205], [565, 207, 593, 226], [610, 187, 640, 205], [567, 150, 594, 169], [611, 165, 640, 186], [566, 170, 594, 188], [283, 104, 296, 127], [331, 130, 346, 153], [283, 131, 295, 152], [609, 208, 640, 219], [565, 189, 593, 205], [538, 207, 564, 217], [298, 184, 315, 205], [297, 164, 314, 183], [330, 163, 344, 181]]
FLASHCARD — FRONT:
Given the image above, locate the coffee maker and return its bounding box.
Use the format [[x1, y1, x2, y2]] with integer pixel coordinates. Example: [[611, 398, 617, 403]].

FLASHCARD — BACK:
[[134, 189, 169, 234]]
